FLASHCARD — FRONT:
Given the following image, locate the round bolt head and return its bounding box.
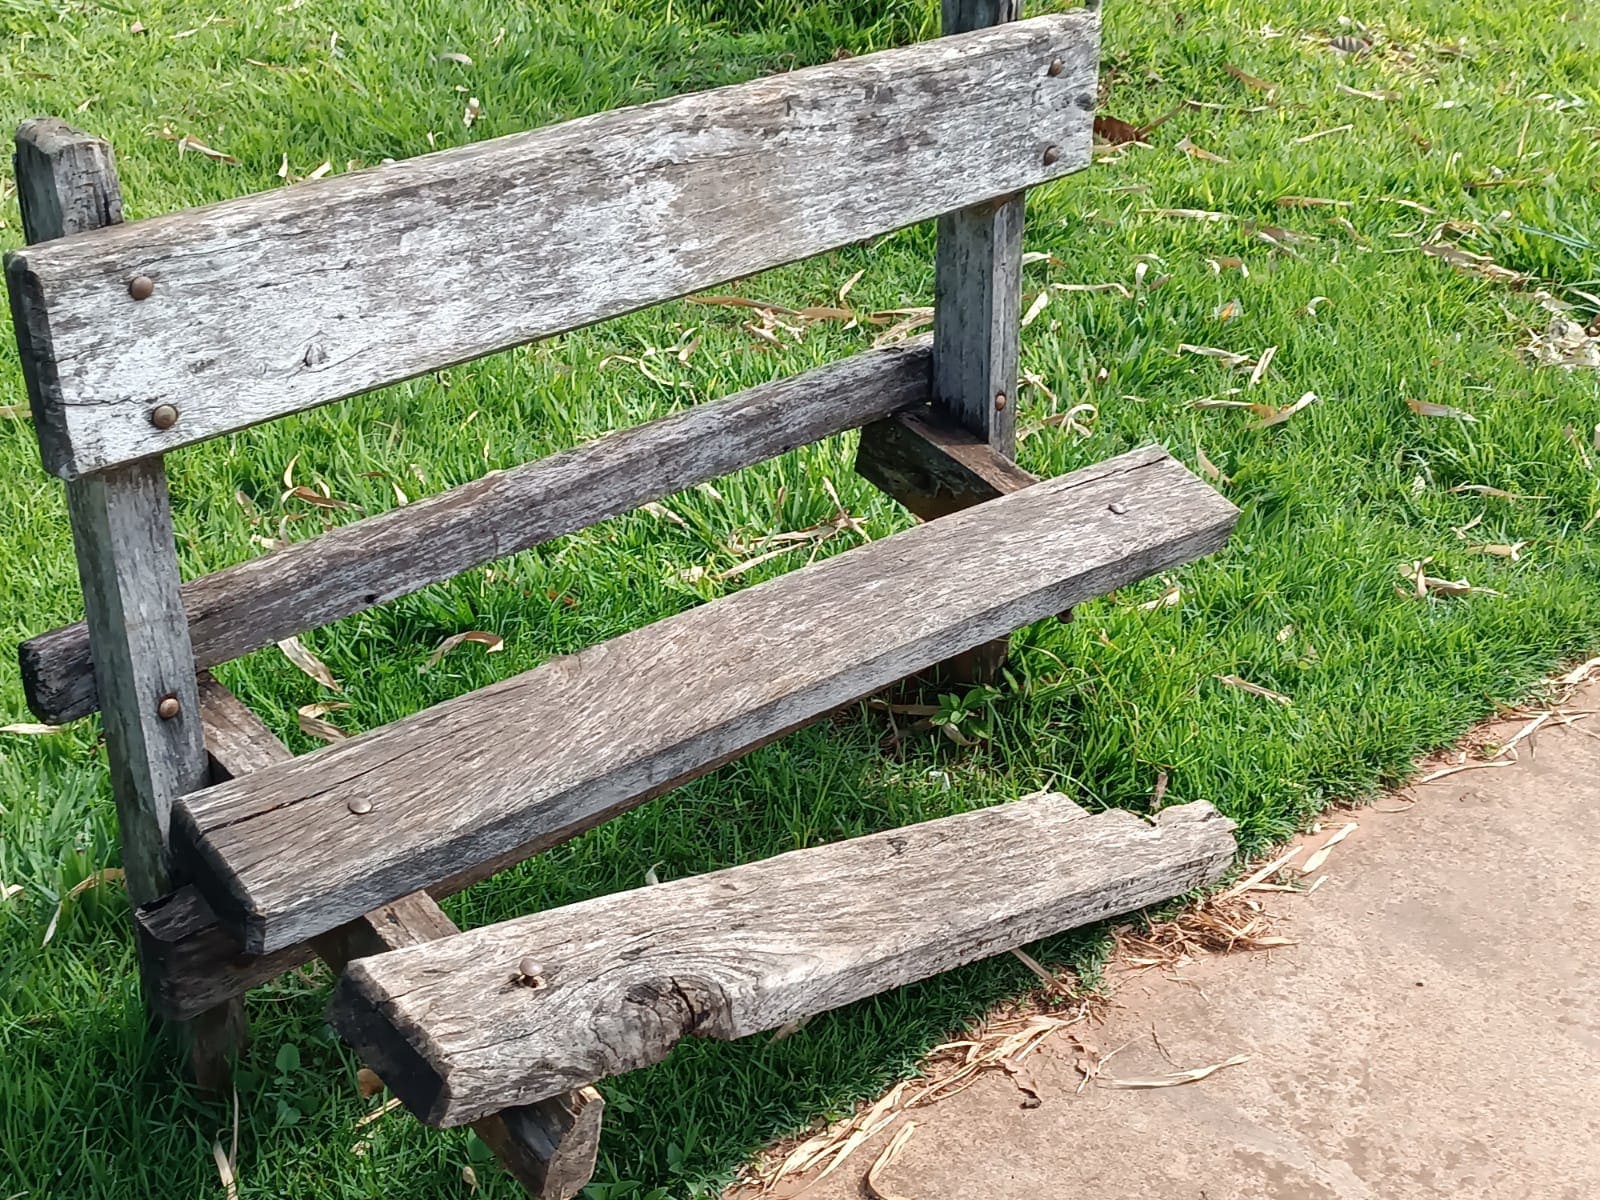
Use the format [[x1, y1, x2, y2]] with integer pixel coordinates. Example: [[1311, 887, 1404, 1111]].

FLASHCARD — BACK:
[[1047, 57, 1064, 76], [1042, 145, 1062, 166], [347, 797, 373, 815], [156, 695, 181, 720], [128, 275, 155, 301], [994, 392, 1008, 412], [518, 956, 541, 979], [149, 403, 179, 430], [1108, 501, 1129, 515]]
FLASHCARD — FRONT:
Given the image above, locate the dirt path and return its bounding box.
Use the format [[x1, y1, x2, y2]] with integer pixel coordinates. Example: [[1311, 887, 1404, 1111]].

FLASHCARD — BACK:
[[746, 679, 1600, 1199]]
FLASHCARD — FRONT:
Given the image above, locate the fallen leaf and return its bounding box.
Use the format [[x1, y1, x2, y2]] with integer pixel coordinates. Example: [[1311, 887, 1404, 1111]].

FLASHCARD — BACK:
[[42, 867, 124, 946], [688, 294, 798, 315], [296, 702, 351, 743], [277, 636, 342, 691], [0, 403, 29, 419], [1467, 541, 1526, 560], [1256, 391, 1318, 429], [284, 484, 358, 510], [1, 722, 64, 735], [1196, 444, 1230, 483], [1275, 195, 1351, 208], [356, 1067, 384, 1098], [1099, 1053, 1251, 1088], [212, 1139, 239, 1200], [863, 1122, 916, 1200], [1249, 345, 1277, 386], [1141, 207, 1237, 223], [354, 1096, 403, 1128], [1300, 821, 1357, 872], [421, 630, 505, 671], [1224, 63, 1277, 94], [1139, 581, 1182, 610], [1, 883, 23, 902], [1178, 344, 1253, 368], [1020, 290, 1050, 328], [1213, 298, 1244, 322], [1449, 484, 1523, 501], [1407, 398, 1478, 422], [1176, 136, 1229, 164], [463, 97, 481, 127], [838, 268, 865, 303], [1215, 674, 1293, 705], [1292, 123, 1353, 144], [436, 51, 474, 65], [175, 133, 239, 164], [1336, 83, 1399, 101], [1094, 114, 1145, 145]]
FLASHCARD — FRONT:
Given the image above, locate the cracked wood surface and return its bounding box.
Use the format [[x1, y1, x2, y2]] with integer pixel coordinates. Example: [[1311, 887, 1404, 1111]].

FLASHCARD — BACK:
[[327, 796, 1237, 1127], [4, 14, 1097, 477], [174, 447, 1239, 956], [19, 339, 932, 725]]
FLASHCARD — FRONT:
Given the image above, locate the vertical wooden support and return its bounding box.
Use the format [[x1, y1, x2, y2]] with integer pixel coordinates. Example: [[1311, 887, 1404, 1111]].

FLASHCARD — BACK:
[[934, 0, 1025, 456], [11, 117, 246, 1087]]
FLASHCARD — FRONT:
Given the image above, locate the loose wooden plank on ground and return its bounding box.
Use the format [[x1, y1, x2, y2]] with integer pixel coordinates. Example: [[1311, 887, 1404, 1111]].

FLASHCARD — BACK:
[[5, 15, 1098, 477], [175, 446, 1238, 956], [328, 795, 1236, 1127], [19, 339, 933, 724]]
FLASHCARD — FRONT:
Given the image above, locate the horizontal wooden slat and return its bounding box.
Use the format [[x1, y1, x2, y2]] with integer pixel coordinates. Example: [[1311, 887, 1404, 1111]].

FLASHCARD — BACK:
[[175, 446, 1237, 955], [328, 795, 1237, 1127], [5, 14, 1098, 478], [20, 340, 933, 724]]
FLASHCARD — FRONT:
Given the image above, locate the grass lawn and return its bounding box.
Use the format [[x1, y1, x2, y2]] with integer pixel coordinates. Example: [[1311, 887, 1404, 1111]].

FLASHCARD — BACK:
[[3, 0, 1599, 1195]]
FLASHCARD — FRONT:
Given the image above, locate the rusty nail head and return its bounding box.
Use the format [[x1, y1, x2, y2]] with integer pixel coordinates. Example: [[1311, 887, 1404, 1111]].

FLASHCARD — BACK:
[[1048, 57, 1064, 76], [149, 403, 179, 430], [347, 797, 373, 815], [994, 392, 1008, 411], [1108, 501, 1129, 515], [1043, 145, 1061, 165], [156, 695, 180, 720], [128, 275, 155, 301]]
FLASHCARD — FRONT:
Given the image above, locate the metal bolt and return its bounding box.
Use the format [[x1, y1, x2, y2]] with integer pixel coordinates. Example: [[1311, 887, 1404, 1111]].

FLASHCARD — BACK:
[[517, 957, 549, 990], [347, 797, 373, 815], [156, 695, 181, 720], [1108, 501, 1129, 515], [149, 403, 179, 430], [1047, 57, 1064, 76], [128, 275, 155, 301], [518, 956, 541, 979], [994, 392, 1008, 412], [1042, 145, 1062, 166]]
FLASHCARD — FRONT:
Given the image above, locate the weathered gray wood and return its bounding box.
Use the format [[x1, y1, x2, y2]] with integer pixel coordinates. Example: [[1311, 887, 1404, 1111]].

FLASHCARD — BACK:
[[176, 677, 603, 1198], [5, 16, 1098, 479], [20, 340, 933, 724], [316, 895, 605, 1200], [328, 795, 1236, 1126], [12, 116, 245, 1084], [176, 446, 1237, 955], [933, 0, 1031, 455], [856, 408, 1037, 522]]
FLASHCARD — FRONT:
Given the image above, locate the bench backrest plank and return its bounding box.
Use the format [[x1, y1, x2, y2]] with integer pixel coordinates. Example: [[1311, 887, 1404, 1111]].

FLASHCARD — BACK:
[[6, 13, 1097, 479]]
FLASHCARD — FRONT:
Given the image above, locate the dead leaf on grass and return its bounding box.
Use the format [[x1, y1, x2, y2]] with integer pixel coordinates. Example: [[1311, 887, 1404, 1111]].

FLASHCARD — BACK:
[[1021, 290, 1051, 327], [1336, 82, 1400, 100], [1256, 391, 1318, 428], [1215, 674, 1292, 705], [296, 702, 351, 743], [1400, 559, 1503, 598], [1213, 298, 1244, 321], [1, 722, 64, 735], [1176, 136, 1229, 163], [1448, 483, 1526, 501], [1468, 541, 1526, 560], [277, 636, 342, 691], [1098, 1053, 1251, 1088], [1421, 242, 1531, 285], [42, 867, 124, 946], [1224, 63, 1277, 94], [1196, 443, 1231, 483], [1300, 821, 1357, 872], [1178, 343, 1253, 368], [1141, 207, 1237, 223], [1407, 398, 1478, 422], [1249, 345, 1277, 386], [1292, 123, 1354, 144], [0, 403, 29, 419], [421, 630, 505, 671]]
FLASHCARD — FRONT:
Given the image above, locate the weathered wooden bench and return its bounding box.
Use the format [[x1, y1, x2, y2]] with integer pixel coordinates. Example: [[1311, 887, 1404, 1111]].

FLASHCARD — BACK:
[[5, 4, 1240, 1194]]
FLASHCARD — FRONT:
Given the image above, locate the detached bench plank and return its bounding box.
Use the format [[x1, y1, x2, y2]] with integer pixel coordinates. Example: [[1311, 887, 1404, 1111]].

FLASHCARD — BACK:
[[329, 795, 1236, 1127], [20, 340, 933, 725], [176, 446, 1237, 956], [4, 14, 1097, 478]]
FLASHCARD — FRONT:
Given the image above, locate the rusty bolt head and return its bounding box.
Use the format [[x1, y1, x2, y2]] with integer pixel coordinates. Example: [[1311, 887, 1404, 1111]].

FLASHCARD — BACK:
[[1047, 57, 1064, 76], [1042, 145, 1062, 166], [156, 695, 181, 720], [149, 403, 179, 430], [516, 957, 549, 990], [128, 275, 155, 301], [347, 797, 373, 815], [994, 392, 1008, 412], [1108, 501, 1129, 515]]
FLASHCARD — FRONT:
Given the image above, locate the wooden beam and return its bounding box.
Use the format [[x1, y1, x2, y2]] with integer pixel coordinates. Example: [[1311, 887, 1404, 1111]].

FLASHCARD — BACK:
[[175, 446, 1238, 956], [4, 16, 1098, 478], [20, 339, 933, 725], [329, 795, 1236, 1127], [11, 117, 245, 1087], [191, 677, 603, 1200], [856, 408, 1037, 522]]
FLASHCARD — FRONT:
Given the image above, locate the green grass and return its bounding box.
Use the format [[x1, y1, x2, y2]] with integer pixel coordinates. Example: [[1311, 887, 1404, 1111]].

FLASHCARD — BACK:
[[3, 0, 1599, 1195]]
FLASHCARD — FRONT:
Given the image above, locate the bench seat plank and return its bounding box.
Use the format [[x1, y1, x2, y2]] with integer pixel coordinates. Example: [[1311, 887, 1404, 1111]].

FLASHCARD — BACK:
[[5, 14, 1097, 478], [329, 795, 1236, 1127], [176, 446, 1237, 956]]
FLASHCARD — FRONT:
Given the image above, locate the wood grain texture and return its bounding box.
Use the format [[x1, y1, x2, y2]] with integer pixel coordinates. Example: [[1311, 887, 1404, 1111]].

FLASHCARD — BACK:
[[19, 340, 932, 724], [328, 795, 1236, 1126], [174, 678, 602, 1198], [316, 895, 605, 1200], [176, 446, 1237, 955], [933, 0, 1029, 455], [855, 407, 1038, 521], [5, 15, 1098, 478]]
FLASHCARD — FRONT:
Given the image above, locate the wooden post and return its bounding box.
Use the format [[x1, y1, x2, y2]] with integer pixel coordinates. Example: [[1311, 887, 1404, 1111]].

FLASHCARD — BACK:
[[10, 117, 245, 1087]]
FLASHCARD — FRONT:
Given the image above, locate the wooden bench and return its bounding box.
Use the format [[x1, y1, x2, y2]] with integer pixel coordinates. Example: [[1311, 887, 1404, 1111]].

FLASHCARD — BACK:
[[5, 4, 1239, 1194]]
